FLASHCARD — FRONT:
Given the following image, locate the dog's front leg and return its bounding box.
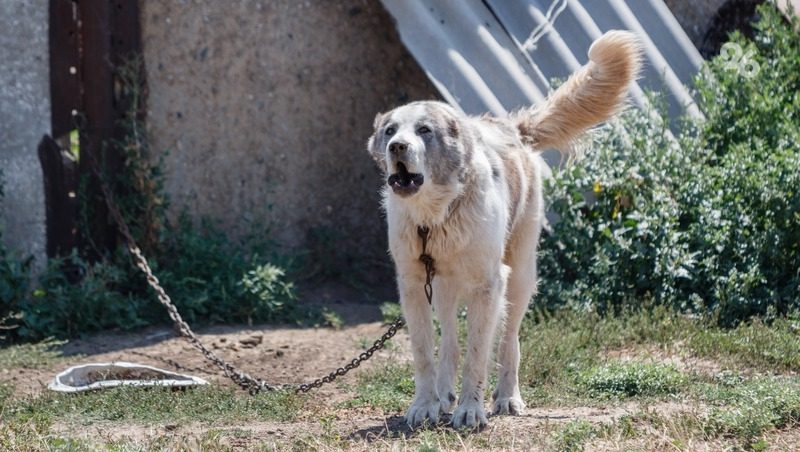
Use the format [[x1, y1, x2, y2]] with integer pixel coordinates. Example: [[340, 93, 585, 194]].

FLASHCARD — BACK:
[[452, 266, 508, 429], [434, 281, 460, 415], [399, 273, 440, 428]]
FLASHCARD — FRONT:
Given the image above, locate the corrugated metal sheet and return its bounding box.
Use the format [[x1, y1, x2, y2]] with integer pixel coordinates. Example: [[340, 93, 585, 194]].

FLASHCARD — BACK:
[[380, 0, 703, 120]]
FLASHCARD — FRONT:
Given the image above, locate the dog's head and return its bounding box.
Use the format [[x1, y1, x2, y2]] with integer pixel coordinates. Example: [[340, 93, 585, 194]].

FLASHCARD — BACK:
[[367, 101, 468, 199]]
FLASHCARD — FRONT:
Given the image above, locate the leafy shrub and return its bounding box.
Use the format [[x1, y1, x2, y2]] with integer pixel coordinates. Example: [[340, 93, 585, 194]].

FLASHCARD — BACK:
[[239, 263, 296, 324], [538, 4, 800, 324], [17, 252, 150, 338], [9, 219, 302, 340], [0, 173, 32, 339], [578, 362, 686, 399]]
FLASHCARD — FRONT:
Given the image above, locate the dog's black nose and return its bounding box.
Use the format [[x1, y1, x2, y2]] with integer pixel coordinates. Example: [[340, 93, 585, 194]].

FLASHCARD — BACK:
[[389, 141, 408, 155]]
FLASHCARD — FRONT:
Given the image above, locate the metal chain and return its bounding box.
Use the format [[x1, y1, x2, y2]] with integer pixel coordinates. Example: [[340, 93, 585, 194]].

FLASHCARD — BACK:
[[417, 226, 435, 305], [94, 166, 434, 394], [295, 316, 406, 393]]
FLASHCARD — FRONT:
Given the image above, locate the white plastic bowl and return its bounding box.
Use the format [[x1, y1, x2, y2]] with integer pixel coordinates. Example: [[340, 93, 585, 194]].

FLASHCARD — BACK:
[[49, 362, 208, 393]]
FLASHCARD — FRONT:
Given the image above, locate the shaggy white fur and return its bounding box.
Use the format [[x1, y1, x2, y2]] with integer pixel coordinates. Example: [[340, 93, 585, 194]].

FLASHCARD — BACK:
[[367, 30, 642, 429]]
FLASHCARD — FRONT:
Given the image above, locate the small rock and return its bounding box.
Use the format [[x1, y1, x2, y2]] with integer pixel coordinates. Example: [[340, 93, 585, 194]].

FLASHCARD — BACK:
[[239, 334, 263, 348]]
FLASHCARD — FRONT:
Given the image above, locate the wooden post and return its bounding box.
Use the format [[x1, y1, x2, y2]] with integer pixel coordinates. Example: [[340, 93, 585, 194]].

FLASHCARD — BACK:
[[38, 135, 78, 258], [43, 0, 142, 259]]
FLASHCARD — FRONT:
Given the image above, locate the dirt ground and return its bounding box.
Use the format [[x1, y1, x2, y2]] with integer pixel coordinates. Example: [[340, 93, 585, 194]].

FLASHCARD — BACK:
[[1, 302, 635, 448], [5, 291, 800, 450]]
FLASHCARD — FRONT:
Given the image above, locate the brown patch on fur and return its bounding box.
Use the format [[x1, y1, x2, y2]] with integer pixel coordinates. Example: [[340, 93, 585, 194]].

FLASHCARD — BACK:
[[514, 30, 642, 152]]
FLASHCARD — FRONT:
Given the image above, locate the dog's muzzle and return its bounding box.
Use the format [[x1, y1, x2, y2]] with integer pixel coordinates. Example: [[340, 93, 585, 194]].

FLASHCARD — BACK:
[[387, 162, 424, 197]]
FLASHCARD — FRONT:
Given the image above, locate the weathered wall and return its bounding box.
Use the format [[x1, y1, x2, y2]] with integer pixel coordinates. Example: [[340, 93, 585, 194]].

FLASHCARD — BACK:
[[141, 0, 437, 277], [0, 0, 48, 265]]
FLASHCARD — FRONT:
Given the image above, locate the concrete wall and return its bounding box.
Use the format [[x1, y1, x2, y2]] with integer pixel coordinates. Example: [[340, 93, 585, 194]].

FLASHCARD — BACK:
[[141, 0, 437, 277], [0, 0, 48, 265]]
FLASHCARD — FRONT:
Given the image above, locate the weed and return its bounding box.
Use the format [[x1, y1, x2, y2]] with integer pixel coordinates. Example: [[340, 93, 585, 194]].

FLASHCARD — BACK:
[[578, 362, 686, 399], [321, 309, 345, 330], [239, 263, 297, 325], [551, 420, 598, 452], [380, 302, 403, 324], [702, 377, 800, 440]]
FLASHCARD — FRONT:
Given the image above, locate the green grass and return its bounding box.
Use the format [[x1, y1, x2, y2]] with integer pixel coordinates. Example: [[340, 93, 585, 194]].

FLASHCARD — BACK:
[[2, 386, 305, 425], [0, 339, 66, 369], [700, 376, 800, 440], [517, 306, 800, 406], [551, 419, 600, 452], [2, 306, 800, 450], [577, 362, 687, 399], [688, 316, 800, 372], [343, 362, 414, 413]]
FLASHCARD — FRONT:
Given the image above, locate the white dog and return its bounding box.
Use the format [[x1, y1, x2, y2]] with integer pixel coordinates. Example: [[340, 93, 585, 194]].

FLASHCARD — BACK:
[[367, 31, 641, 429]]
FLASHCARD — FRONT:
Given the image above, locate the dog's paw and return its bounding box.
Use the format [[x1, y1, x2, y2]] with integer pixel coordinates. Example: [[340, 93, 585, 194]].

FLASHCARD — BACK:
[[406, 397, 440, 428], [492, 395, 526, 415], [439, 390, 457, 414], [451, 399, 488, 429]]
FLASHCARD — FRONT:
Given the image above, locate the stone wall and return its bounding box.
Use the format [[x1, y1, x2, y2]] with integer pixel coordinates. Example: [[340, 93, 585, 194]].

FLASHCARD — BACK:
[[0, 0, 48, 266], [141, 0, 437, 277]]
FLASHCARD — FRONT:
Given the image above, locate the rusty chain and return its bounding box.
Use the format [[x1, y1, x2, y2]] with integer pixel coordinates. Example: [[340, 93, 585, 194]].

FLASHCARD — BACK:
[[95, 167, 435, 394]]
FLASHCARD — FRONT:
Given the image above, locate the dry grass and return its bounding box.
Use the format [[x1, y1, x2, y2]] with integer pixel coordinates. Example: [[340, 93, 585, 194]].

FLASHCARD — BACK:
[[2, 307, 800, 450]]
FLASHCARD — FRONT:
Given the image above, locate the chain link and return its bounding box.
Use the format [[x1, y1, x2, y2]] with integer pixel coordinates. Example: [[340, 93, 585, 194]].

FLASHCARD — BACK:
[[417, 226, 435, 305], [95, 166, 434, 394]]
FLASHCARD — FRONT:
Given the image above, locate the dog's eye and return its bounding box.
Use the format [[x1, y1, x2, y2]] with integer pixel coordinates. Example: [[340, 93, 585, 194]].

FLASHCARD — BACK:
[[385, 127, 396, 136], [417, 126, 431, 135]]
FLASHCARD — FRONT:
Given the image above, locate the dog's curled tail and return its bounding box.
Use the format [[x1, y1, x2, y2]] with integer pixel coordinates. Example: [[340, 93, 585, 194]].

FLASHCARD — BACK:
[[515, 30, 642, 151]]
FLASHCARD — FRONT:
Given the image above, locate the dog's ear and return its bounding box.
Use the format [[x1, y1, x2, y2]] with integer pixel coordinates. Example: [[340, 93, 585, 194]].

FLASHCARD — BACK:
[[447, 117, 460, 139], [367, 112, 387, 172], [373, 111, 385, 130]]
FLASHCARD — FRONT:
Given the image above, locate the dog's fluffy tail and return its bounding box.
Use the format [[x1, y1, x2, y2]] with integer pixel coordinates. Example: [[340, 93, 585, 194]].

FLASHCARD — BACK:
[[514, 30, 642, 151]]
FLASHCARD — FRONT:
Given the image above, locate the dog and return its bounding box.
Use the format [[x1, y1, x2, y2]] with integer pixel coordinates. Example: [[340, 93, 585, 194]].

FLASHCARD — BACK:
[[367, 31, 641, 429]]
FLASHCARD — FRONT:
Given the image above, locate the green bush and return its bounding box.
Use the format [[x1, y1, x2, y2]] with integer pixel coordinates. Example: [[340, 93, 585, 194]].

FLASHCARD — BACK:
[[0, 173, 32, 339], [538, 4, 800, 324], [9, 218, 302, 340]]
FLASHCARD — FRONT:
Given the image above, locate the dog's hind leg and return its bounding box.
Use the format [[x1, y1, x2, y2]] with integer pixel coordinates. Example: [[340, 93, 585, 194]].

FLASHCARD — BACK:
[[452, 265, 509, 429], [493, 221, 542, 415], [399, 273, 441, 428], [434, 279, 460, 414]]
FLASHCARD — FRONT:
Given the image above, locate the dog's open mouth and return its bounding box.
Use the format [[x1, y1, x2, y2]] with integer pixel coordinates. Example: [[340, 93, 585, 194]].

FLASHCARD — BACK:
[[387, 162, 424, 197]]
